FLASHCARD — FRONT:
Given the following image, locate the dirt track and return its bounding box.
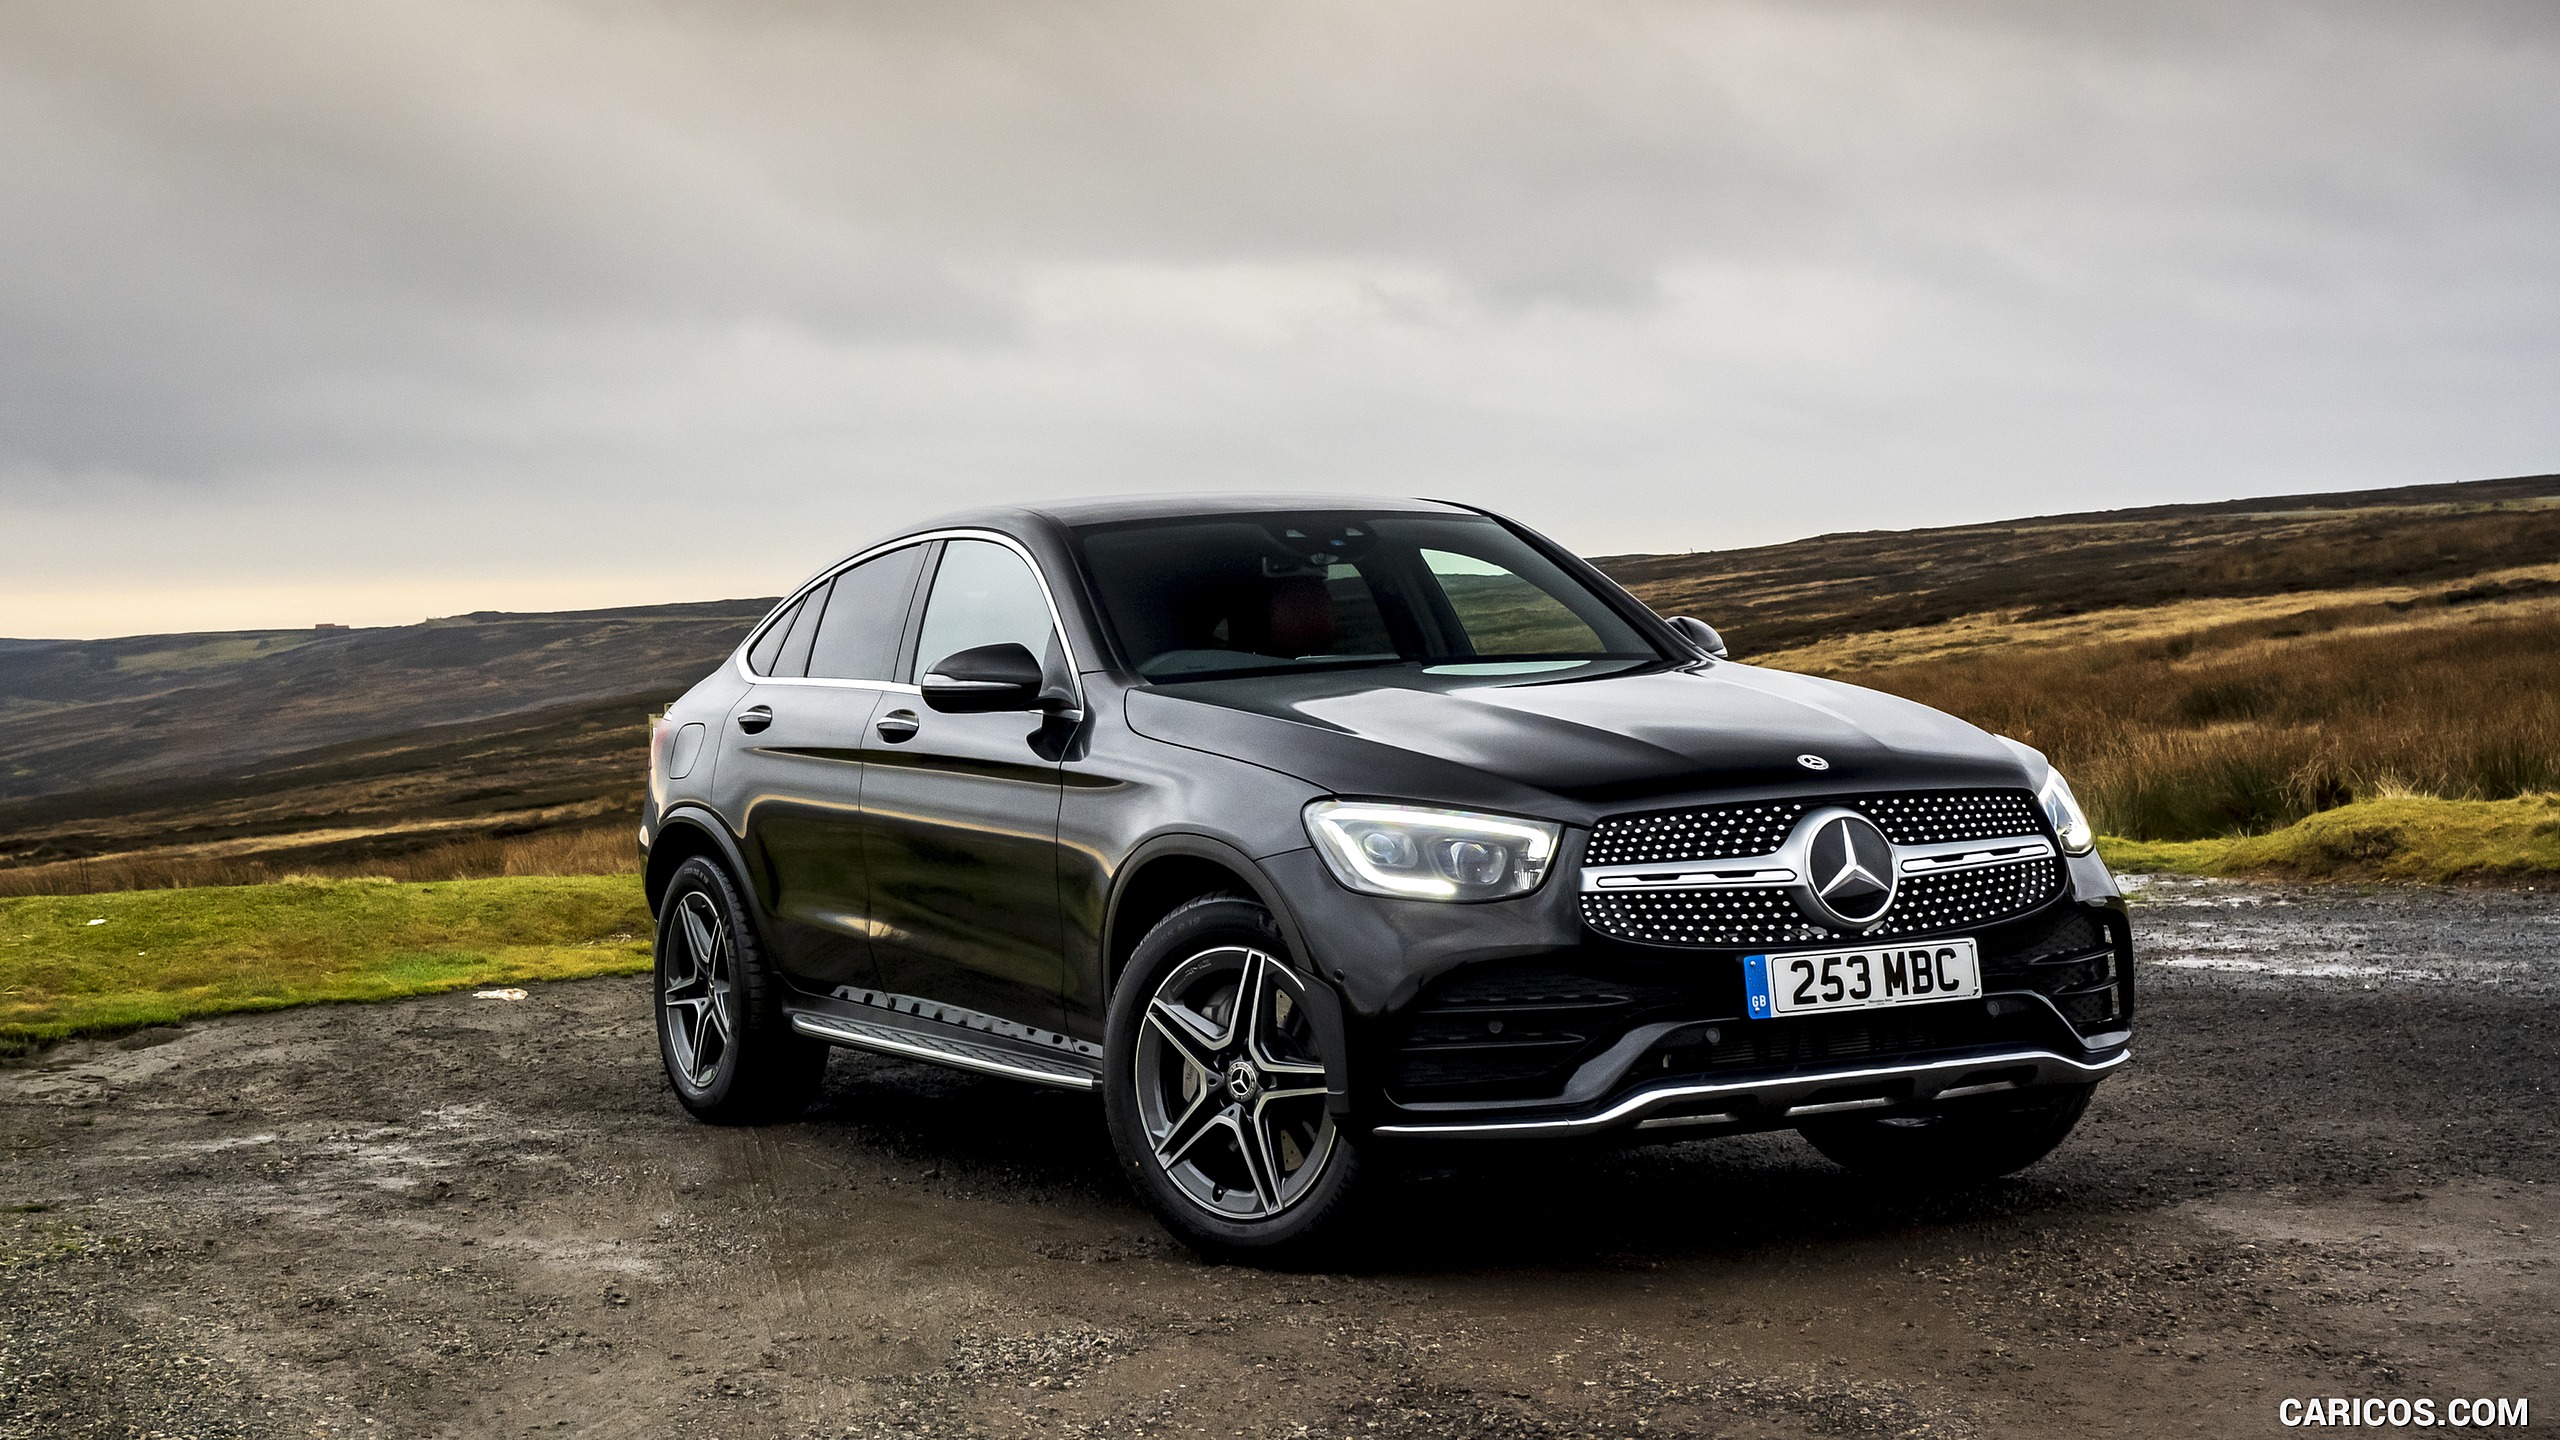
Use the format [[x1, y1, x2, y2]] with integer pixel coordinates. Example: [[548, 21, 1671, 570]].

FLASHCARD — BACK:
[[4, 878, 2555, 1439]]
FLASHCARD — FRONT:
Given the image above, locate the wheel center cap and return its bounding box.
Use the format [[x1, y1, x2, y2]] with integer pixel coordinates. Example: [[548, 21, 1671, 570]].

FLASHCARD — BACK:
[[1223, 1059, 1260, 1102]]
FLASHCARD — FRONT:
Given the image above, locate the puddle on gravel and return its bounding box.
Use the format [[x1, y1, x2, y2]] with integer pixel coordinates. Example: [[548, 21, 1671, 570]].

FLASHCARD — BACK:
[[2123, 874, 2559, 992]]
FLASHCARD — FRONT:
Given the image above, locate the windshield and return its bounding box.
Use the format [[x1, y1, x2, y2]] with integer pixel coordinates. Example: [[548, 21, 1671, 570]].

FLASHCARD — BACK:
[[1072, 511, 1662, 682]]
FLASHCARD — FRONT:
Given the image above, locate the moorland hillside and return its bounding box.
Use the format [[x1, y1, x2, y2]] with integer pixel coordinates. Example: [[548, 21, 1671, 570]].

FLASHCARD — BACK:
[[4, 473, 2553, 893], [1608, 474, 2560, 841]]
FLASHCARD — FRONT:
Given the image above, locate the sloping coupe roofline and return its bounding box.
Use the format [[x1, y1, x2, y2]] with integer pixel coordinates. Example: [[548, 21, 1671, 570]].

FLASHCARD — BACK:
[[766, 493, 1495, 623], [1018, 492, 1474, 527]]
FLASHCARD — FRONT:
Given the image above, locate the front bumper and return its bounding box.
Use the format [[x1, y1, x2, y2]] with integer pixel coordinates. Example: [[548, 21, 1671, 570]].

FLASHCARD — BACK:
[[1259, 843, 2134, 1138], [1373, 1046, 2129, 1139]]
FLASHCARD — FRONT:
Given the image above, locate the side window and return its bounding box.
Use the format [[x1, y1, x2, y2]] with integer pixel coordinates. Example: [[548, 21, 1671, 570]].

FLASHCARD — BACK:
[[1420, 548, 1606, 656], [806, 545, 927, 681], [746, 595, 803, 675], [912, 539, 1059, 680], [773, 587, 823, 677]]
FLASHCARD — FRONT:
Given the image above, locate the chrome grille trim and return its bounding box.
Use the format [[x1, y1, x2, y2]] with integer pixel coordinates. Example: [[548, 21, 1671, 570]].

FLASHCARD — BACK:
[[1896, 836, 2057, 875], [1582, 864, 1800, 892], [1579, 834, 2053, 893]]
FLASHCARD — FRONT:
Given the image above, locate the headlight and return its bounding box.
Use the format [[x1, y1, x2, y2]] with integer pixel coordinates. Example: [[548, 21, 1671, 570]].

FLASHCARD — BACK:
[[2039, 769, 2095, 856], [1304, 800, 1561, 901]]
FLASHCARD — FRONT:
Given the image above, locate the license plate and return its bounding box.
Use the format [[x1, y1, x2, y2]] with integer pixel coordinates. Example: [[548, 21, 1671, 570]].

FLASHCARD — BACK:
[[1744, 939, 1981, 1019]]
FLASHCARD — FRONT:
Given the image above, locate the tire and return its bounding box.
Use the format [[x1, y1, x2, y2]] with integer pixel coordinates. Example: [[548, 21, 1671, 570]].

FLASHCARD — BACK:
[[653, 854, 828, 1124], [1797, 1084, 2095, 1183], [1103, 896, 1367, 1263]]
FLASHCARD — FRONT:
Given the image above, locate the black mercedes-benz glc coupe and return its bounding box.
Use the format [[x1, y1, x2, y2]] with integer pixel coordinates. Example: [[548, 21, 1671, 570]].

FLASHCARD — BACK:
[[640, 494, 2131, 1257]]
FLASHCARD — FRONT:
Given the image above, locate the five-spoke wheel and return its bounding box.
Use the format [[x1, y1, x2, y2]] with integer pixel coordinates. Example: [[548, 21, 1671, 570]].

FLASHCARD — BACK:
[[1133, 945, 1336, 1220], [1105, 896, 1366, 1260], [661, 888, 738, 1090], [652, 854, 827, 1122]]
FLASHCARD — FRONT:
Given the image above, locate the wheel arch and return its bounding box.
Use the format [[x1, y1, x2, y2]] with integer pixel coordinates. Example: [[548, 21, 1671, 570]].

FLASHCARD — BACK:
[[644, 806, 754, 919], [1102, 835, 1350, 1111]]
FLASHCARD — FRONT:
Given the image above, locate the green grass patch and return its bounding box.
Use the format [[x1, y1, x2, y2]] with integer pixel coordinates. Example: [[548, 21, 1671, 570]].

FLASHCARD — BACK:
[[0, 874, 652, 1054], [2095, 834, 2231, 876], [2100, 794, 2560, 884]]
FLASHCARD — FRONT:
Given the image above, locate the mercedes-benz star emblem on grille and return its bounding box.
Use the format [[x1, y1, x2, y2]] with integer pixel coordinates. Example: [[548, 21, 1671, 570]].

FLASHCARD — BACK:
[[1796, 753, 1829, 771], [1791, 809, 1897, 929]]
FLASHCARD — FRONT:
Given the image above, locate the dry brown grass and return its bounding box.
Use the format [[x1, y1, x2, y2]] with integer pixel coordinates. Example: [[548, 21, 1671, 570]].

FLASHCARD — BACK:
[[1747, 563, 2560, 674], [0, 823, 641, 899], [1803, 606, 2560, 841]]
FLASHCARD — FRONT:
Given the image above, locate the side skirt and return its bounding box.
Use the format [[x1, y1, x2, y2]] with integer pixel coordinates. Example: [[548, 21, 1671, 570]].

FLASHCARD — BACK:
[[787, 988, 1102, 1091]]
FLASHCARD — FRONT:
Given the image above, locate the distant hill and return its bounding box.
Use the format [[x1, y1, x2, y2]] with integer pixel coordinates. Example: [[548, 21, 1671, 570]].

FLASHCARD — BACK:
[[3, 471, 2554, 891], [0, 599, 773, 804], [1591, 471, 2560, 657]]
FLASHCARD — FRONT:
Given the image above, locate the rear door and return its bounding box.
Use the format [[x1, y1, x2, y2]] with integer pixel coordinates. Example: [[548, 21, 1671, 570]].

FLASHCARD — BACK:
[[714, 543, 930, 994], [859, 536, 1073, 1033]]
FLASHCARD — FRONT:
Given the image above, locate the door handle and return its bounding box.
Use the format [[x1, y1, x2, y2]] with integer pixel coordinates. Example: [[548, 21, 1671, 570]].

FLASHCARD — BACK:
[[736, 705, 773, 735], [875, 708, 921, 743]]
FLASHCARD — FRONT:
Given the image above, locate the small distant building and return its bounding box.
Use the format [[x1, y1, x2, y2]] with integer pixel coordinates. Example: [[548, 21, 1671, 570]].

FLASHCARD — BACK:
[[314, 622, 350, 632]]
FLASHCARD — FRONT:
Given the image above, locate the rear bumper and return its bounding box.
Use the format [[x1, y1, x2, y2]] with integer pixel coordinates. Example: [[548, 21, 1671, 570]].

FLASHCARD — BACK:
[[1372, 1045, 2127, 1139]]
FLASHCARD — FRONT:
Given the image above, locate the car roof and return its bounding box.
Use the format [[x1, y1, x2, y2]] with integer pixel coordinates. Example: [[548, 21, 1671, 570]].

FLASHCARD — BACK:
[[1020, 492, 1475, 527], [792, 494, 1489, 598]]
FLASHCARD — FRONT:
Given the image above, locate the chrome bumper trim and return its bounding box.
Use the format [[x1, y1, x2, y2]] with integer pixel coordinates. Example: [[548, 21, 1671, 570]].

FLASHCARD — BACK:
[[1371, 1047, 2128, 1139], [791, 1013, 1099, 1091]]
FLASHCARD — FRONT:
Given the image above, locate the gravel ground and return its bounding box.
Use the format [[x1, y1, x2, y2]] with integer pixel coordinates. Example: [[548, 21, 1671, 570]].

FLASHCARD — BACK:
[[3, 879, 2554, 1439]]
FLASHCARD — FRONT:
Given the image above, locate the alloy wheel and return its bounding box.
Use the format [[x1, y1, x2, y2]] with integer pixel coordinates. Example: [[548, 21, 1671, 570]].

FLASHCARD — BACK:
[[1131, 946, 1336, 1220], [663, 889, 738, 1089]]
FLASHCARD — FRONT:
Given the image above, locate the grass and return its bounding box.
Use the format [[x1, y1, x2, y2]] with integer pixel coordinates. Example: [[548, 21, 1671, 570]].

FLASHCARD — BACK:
[[0, 822, 642, 899], [2098, 794, 2560, 884], [1796, 602, 2560, 842], [0, 873, 652, 1054]]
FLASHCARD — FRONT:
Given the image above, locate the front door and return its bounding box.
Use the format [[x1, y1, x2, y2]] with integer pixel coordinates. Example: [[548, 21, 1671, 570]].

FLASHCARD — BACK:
[[860, 537, 1070, 1033], [717, 542, 929, 994]]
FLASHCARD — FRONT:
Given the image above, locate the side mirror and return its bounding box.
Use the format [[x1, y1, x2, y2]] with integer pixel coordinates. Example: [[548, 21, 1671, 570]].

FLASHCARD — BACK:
[[1667, 615, 1728, 661], [921, 643, 1047, 713]]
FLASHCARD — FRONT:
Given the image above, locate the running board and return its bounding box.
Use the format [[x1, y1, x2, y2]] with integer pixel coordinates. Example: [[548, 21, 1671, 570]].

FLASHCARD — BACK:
[[791, 1013, 1100, 1091], [1371, 1048, 2129, 1139]]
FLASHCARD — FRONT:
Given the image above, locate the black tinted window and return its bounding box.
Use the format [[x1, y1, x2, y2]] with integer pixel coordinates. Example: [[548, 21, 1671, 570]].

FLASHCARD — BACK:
[[807, 544, 927, 681], [1074, 512, 1656, 682], [745, 596, 803, 675]]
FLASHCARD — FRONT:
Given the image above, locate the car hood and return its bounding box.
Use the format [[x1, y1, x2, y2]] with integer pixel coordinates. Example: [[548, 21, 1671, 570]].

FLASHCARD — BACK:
[[1122, 660, 2034, 820]]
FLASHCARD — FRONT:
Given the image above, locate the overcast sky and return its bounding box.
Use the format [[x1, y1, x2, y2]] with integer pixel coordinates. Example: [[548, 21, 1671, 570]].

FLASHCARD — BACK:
[[5, 1, 2556, 637]]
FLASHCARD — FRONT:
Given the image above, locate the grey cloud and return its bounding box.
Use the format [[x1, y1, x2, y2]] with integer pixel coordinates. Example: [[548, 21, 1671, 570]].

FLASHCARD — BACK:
[[0, 0, 2555, 628]]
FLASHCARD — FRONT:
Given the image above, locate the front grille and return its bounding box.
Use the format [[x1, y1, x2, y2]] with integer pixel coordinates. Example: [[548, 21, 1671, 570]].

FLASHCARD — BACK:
[[1579, 856, 2065, 948], [1587, 788, 2043, 867], [1585, 802, 1807, 865], [1579, 788, 2061, 948], [1865, 857, 2066, 936], [1577, 887, 1825, 948]]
